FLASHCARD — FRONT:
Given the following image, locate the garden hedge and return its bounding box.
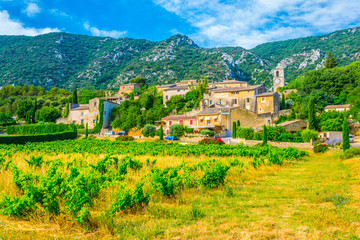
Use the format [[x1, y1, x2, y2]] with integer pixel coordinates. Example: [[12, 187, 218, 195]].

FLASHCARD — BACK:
[[0, 131, 77, 144], [6, 123, 77, 135]]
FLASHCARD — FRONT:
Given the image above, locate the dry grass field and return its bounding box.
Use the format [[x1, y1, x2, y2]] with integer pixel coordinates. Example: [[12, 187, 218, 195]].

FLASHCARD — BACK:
[[0, 140, 359, 239]]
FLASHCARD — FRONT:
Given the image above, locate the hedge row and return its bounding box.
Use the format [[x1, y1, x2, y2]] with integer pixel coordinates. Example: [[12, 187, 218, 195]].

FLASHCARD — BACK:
[[6, 123, 77, 135], [0, 131, 77, 144], [77, 128, 97, 134]]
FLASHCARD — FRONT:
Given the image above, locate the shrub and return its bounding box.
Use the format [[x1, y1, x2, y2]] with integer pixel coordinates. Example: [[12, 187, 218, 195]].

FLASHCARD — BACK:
[[341, 148, 360, 159], [6, 123, 77, 135], [200, 129, 215, 137], [198, 138, 225, 145], [185, 126, 193, 134], [313, 143, 329, 153], [142, 124, 156, 137], [0, 131, 77, 144], [199, 160, 230, 188], [301, 129, 319, 142], [169, 124, 185, 138], [325, 137, 342, 147], [150, 166, 182, 197], [116, 136, 134, 141], [237, 127, 254, 139]]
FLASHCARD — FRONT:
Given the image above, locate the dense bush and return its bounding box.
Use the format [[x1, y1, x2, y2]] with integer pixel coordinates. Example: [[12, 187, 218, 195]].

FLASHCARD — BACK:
[[325, 137, 342, 147], [237, 127, 254, 139], [198, 138, 225, 145], [200, 129, 215, 137], [185, 126, 193, 134], [142, 124, 156, 137], [341, 148, 360, 159], [301, 129, 319, 142], [6, 123, 77, 135], [199, 160, 230, 188], [313, 143, 329, 153], [116, 136, 135, 141], [169, 124, 185, 138], [0, 131, 77, 144]]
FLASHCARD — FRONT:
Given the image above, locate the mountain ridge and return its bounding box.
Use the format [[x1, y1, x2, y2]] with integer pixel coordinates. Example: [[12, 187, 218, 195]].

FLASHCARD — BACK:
[[0, 27, 359, 90]]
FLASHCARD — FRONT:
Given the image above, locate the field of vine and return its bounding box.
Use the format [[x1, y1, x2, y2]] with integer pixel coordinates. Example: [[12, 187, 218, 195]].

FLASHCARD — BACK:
[[0, 139, 359, 239]]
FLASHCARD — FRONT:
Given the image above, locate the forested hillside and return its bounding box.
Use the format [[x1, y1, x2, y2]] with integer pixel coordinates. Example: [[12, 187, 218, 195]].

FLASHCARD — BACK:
[[0, 27, 360, 89]]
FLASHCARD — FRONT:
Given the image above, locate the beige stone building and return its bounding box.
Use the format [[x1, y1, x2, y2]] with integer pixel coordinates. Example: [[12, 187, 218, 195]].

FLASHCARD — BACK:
[[56, 98, 118, 129], [273, 64, 285, 92], [163, 85, 190, 105], [161, 115, 197, 135], [324, 104, 350, 112], [213, 80, 250, 88], [118, 83, 140, 97], [277, 120, 307, 133]]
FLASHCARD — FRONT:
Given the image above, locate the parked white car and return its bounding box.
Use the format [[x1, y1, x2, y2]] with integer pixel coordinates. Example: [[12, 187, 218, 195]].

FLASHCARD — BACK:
[[349, 134, 354, 143], [104, 131, 115, 136]]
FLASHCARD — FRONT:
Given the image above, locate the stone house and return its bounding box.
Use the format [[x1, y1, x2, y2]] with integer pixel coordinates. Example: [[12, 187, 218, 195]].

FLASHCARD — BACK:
[[255, 92, 280, 114], [213, 80, 250, 89], [277, 120, 307, 133], [161, 115, 197, 135], [162, 85, 191, 105], [118, 83, 140, 97], [319, 131, 343, 142], [56, 98, 118, 129]]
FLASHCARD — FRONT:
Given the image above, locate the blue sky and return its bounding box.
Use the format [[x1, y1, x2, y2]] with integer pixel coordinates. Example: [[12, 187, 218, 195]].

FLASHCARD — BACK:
[[1, 0, 360, 49]]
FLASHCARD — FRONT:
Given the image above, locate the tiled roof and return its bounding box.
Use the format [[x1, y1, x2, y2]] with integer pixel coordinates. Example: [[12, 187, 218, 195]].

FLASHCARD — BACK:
[[278, 120, 305, 127], [256, 92, 279, 97], [210, 85, 263, 93], [71, 104, 89, 110], [324, 104, 350, 109], [196, 107, 234, 116], [163, 85, 190, 91], [162, 115, 196, 120]]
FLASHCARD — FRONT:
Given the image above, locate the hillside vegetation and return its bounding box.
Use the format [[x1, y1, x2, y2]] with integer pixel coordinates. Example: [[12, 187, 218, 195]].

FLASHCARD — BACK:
[[1, 27, 360, 89]]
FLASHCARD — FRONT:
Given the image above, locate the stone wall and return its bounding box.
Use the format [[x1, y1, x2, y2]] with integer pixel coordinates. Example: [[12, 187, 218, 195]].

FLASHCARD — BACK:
[[234, 138, 313, 148]]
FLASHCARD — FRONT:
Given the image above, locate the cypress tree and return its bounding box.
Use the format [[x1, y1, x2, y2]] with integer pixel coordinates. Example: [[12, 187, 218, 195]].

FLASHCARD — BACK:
[[237, 120, 240, 127], [159, 124, 164, 140], [85, 123, 88, 139], [281, 93, 286, 110], [308, 97, 316, 130], [72, 84, 78, 104], [232, 121, 237, 139], [31, 99, 37, 124], [262, 125, 268, 145], [325, 52, 338, 69], [342, 119, 350, 152], [64, 99, 70, 118]]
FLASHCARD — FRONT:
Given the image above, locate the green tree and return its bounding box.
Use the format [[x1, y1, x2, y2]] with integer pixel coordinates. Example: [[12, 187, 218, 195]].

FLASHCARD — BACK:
[[169, 124, 185, 138], [31, 99, 37, 124], [142, 124, 156, 137], [166, 95, 185, 112], [72, 84, 78, 104], [35, 106, 61, 123], [262, 125, 268, 145], [79, 89, 97, 104], [64, 99, 70, 118], [342, 119, 350, 152], [159, 124, 164, 140], [324, 52, 338, 69], [281, 93, 286, 110], [232, 122, 236, 139], [0, 112, 15, 126], [237, 120, 240, 127], [85, 123, 88, 138], [308, 97, 316, 130]]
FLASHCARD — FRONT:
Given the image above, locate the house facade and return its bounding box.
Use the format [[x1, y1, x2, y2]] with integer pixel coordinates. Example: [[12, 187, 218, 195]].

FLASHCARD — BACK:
[[163, 85, 191, 105], [277, 120, 307, 133], [161, 115, 197, 134], [56, 98, 118, 129], [118, 83, 140, 97]]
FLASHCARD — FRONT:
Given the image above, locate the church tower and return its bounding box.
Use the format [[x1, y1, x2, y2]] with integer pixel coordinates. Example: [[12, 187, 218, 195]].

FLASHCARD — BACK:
[[273, 64, 285, 92]]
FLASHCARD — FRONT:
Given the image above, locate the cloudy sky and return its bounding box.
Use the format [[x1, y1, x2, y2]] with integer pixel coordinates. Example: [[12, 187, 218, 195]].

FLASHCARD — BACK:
[[1, 0, 360, 49]]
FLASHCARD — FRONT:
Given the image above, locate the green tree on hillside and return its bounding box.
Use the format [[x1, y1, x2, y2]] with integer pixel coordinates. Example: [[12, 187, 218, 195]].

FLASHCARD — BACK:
[[308, 97, 316, 130], [325, 52, 338, 69], [342, 119, 350, 152], [31, 99, 37, 124]]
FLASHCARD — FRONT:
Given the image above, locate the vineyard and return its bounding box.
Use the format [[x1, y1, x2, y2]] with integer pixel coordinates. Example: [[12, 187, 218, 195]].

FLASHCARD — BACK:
[[1, 140, 358, 239]]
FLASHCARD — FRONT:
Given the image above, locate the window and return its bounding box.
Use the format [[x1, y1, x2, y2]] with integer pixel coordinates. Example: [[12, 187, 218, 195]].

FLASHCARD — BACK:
[[261, 98, 265, 102], [169, 121, 172, 126], [200, 119, 204, 123], [207, 120, 211, 124], [259, 107, 263, 112], [177, 90, 180, 92], [233, 99, 237, 104], [179, 120, 183, 125], [94, 102, 97, 106], [81, 112, 83, 116], [246, 98, 250, 103], [210, 100, 213, 105], [81, 119, 84, 125], [93, 119, 96, 123], [104, 111, 106, 115], [166, 96, 168, 100], [190, 120, 193, 125], [214, 118, 217, 122], [73, 121, 76, 124], [276, 71, 279, 77]]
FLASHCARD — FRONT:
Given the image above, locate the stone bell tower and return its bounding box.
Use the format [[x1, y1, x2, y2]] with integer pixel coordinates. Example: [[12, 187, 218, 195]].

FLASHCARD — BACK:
[[273, 63, 285, 92]]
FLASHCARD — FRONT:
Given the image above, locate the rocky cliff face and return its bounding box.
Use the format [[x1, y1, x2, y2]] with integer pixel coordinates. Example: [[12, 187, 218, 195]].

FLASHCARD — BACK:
[[0, 27, 359, 89]]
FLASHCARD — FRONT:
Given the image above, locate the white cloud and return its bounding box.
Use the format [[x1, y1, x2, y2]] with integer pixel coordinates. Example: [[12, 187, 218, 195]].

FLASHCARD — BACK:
[[83, 22, 127, 38], [23, 3, 41, 17], [0, 10, 60, 35], [153, 0, 360, 48]]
